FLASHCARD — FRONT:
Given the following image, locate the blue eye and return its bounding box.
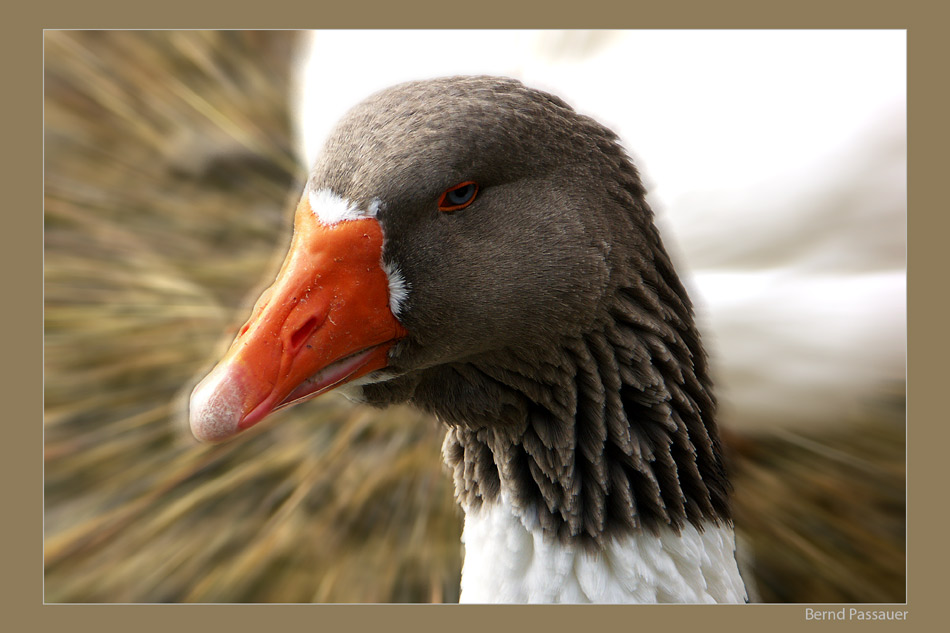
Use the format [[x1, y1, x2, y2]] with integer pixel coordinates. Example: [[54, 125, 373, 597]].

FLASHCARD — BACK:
[[438, 181, 479, 211]]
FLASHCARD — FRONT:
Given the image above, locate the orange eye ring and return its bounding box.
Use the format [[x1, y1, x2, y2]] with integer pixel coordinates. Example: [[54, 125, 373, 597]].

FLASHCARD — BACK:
[[438, 181, 479, 212]]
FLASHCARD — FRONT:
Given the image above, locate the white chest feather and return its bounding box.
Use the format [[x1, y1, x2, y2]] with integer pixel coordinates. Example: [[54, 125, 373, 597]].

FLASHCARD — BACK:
[[459, 498, 748, 603]]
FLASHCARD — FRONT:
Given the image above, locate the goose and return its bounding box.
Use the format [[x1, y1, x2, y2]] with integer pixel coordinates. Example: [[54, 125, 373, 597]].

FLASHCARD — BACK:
[[189, 75, 748, 603]]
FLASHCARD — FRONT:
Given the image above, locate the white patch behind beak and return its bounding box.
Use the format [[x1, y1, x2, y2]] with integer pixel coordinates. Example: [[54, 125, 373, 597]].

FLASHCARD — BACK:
[[308, 187, 380, 225], [383, 261, 410, 317]]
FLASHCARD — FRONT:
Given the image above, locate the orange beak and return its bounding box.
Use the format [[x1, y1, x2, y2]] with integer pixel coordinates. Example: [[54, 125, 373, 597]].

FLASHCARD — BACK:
[[189, 194, 407, 442]]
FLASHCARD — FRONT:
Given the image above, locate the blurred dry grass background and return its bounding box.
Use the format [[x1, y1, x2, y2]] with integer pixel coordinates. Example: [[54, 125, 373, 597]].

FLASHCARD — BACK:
[[43, 30, 905, 603]]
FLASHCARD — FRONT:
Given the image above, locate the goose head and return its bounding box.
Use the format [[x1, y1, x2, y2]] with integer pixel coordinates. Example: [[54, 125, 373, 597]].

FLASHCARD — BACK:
[[190, 76, 744, 602]]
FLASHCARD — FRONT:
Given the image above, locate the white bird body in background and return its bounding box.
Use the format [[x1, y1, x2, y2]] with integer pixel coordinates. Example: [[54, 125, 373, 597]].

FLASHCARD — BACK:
[[293, 29, 906, 432]]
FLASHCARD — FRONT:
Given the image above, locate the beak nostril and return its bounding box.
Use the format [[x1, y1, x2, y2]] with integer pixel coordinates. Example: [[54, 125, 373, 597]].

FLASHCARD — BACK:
[[290, 316, 321, 351]]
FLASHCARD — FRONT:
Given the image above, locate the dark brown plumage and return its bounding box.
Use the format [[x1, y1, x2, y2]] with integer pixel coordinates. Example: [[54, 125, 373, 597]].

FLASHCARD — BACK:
[[311, 76, 732, 546]]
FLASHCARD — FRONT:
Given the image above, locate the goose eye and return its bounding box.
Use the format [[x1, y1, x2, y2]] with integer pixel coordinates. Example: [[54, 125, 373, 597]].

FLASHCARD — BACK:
[[438, 181, 479, 212]]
